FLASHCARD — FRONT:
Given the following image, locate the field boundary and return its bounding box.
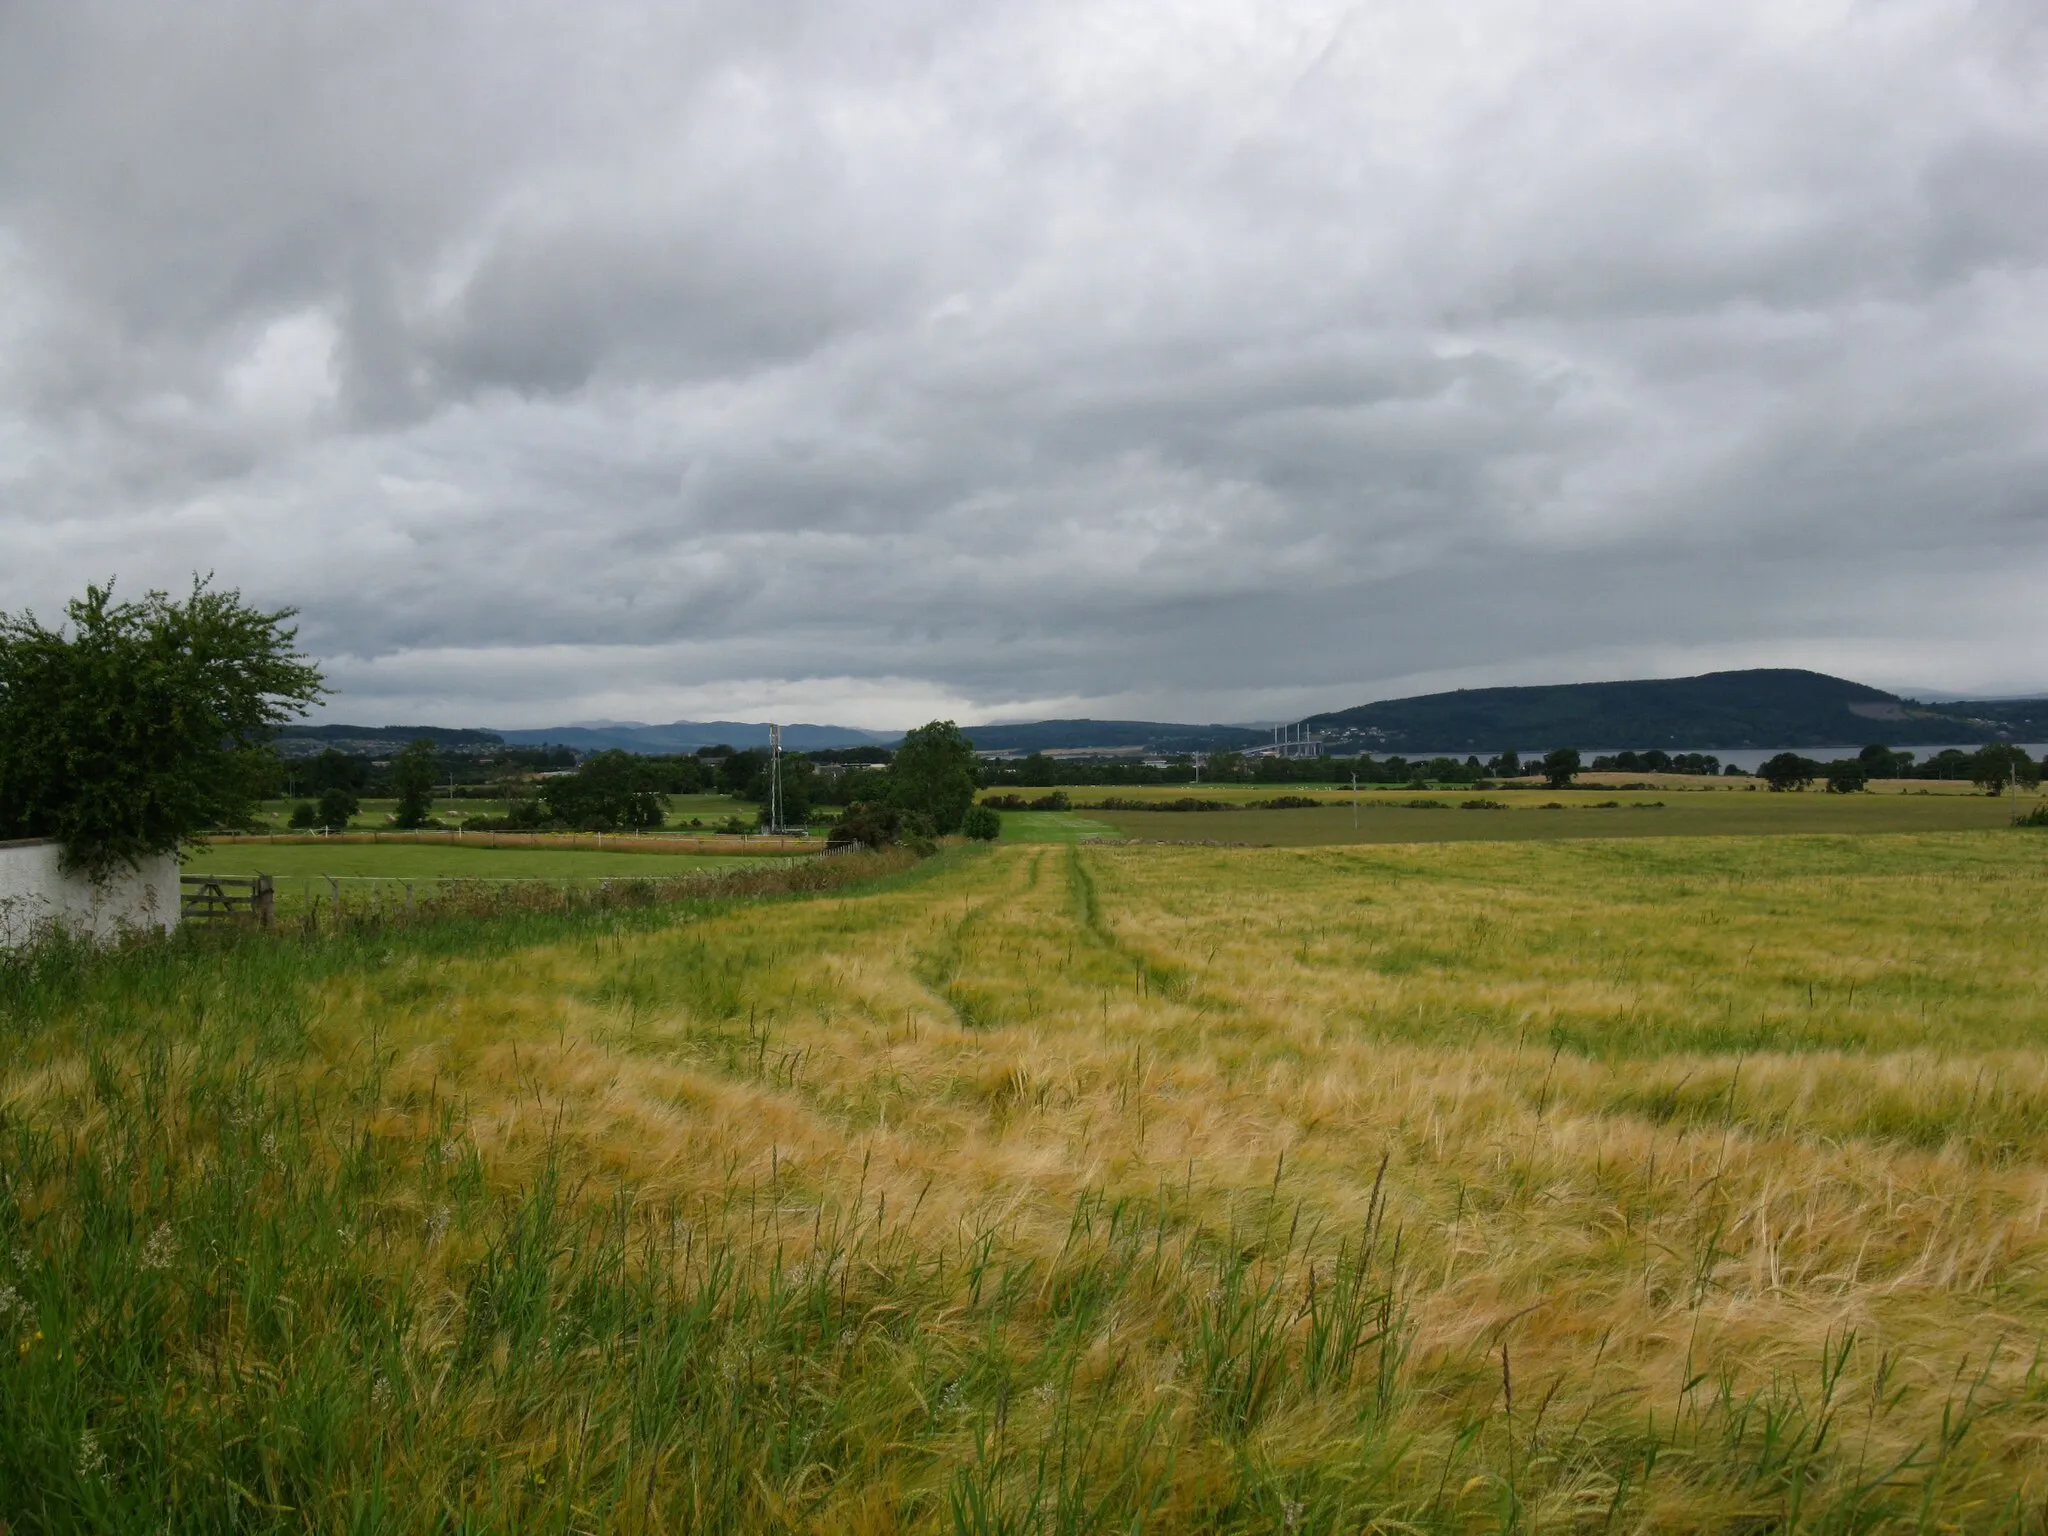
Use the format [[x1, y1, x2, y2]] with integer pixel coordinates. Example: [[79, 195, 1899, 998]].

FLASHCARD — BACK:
[[205, 829, 814, 857]]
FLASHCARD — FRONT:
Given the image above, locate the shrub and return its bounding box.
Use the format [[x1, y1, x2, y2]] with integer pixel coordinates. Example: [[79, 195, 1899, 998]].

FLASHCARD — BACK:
[[1251, 795, 1323, 810], [287, 801, 319, 830], [2014, 804, 2048, 828], [828, 802, 903, 851], [1460, 798, 1509, 810], [962, 805, 1001, 841]]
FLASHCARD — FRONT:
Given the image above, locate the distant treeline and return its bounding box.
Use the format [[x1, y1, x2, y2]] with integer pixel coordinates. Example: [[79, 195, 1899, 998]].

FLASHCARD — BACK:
[[1753, 743, 2039, 794]]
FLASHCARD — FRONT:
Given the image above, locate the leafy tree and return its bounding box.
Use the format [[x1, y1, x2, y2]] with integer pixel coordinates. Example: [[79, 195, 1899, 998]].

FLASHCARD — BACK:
[[0, 579, 324, 875], [288, 747, 369, 798], [1758, 753, 1817, 792], [1824, 760, 1868, 794], [1491, 750, 1523, 777], [1015, 752, 1058, 787], [1541, 748, 1581, 789], [316, 786, 359, 830], [887, 721, 980, 835], [390, 737, 438, 828], [962, 804, 1002, 841], [287, 801, 319, 830], [1859, 743, 1912, 779], [1970, 743, 2039, 797], [716, 749, 767, 797], [541, 750, 668, 830]]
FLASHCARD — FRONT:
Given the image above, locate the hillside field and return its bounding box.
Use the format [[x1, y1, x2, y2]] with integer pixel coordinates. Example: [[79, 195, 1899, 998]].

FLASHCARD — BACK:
[[8, 827, 2048, 1529]]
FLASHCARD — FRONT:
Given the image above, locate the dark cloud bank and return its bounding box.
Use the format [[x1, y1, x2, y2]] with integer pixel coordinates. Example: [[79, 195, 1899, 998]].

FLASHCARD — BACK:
[[2, 1, 2045, 728]]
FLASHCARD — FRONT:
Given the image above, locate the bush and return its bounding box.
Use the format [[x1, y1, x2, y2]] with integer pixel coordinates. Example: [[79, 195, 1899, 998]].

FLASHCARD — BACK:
[[1250, 795, 1323, 810], [1031, 791, 1071, 811], [287, 801, 319, 830], [828, 802, 903, 851], [962, 805, 1002, 841], [2014, 804, 2048, 828], [1825, 762, 1868, 794], [1460, 798, 1509, 810]]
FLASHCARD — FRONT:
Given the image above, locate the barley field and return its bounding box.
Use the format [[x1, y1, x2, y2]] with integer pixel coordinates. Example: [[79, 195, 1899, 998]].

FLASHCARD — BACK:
[[5, 832, 2048, 1531]]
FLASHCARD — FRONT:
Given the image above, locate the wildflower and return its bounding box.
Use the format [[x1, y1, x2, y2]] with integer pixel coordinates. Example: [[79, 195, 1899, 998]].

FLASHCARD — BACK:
[[370, 1374, 393, 1408], [440, 1140, 462, 1163], [0, 1283, 17, 1317], [424, 1206, 452, 1246], [10, 1246, 28, 1270], [938, 1380, 963, 1412], [1283, 1499, 1304, 1530], [260, 1130, 278, 1160], [1033, 1381, 1058, 1407], [140, 1224, 179, 1271], [77, 1428, 107, 1480]]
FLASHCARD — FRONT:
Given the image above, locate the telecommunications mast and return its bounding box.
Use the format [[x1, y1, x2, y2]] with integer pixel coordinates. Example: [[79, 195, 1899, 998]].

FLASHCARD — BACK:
[[767, 724, 785, 834]]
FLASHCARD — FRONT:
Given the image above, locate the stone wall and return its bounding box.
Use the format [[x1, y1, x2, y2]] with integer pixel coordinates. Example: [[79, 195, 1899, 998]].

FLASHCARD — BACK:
[[0, 839, 181, 949]]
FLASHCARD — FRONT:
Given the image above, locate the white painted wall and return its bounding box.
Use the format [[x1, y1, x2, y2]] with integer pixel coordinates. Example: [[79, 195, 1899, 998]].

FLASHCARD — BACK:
[[0, 839, 181, 949]]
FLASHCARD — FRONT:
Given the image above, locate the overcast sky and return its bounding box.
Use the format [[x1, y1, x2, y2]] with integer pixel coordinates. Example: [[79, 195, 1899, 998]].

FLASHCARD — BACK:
[[2, 1, 2045, 728]]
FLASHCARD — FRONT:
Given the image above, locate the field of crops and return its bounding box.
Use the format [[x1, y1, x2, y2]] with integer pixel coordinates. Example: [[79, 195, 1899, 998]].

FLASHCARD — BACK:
[[7, 829, 2048, 1530], [999, 783, 2027, 847]]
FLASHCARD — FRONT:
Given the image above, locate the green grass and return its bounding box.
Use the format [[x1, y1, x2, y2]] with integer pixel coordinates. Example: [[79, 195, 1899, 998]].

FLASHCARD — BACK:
[[8, 831, 2048, 1529], [185, 843, 772, 881], [995, 810, 1125, 843], [182, 843, 790, 916]]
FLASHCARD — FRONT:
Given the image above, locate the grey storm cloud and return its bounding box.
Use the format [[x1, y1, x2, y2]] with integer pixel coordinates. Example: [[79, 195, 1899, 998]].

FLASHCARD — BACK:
[[2, 0, 2045, 728]]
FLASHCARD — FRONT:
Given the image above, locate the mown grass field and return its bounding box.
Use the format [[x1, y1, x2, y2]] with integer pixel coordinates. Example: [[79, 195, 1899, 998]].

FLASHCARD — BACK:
[[6, 830, 2048, 1530]]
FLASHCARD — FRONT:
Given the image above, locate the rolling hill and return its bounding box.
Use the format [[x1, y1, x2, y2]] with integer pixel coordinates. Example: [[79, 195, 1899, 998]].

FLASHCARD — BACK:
[[1304, 669, 2048, 753]]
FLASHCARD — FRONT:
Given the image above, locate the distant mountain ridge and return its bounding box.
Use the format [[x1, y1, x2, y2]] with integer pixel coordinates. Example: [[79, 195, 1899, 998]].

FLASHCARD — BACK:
[[491, 720, 896, 753], [1304, 669, 2048, 753], [283, 673, 2048, 762], [956, 719, 1269, 755]]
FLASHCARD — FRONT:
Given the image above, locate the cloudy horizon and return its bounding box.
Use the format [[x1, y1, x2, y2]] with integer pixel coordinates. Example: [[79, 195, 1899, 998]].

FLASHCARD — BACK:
[[3, 1, 2045, 731]]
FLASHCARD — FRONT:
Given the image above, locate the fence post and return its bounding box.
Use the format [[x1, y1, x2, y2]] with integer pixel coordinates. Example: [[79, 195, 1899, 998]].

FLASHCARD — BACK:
[[405, 881, 415, 913], [255, 874, 275, 928]]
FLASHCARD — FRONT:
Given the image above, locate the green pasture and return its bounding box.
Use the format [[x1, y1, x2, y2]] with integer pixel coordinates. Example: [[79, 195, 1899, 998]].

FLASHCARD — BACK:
[[995, 810, 1125, 843], [182, 842, 784, 912]]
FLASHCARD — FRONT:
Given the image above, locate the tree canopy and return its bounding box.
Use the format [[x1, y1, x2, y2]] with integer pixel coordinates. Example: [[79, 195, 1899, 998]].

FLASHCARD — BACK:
[[539, 750, 668, 831], [887, 721, 980, 834], [0, 580, 323, 875], [389, 738, 439, 828]]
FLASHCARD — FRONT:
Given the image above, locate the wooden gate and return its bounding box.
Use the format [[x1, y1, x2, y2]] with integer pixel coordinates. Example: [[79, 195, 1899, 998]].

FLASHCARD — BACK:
[[180, 874, 275, 926]]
